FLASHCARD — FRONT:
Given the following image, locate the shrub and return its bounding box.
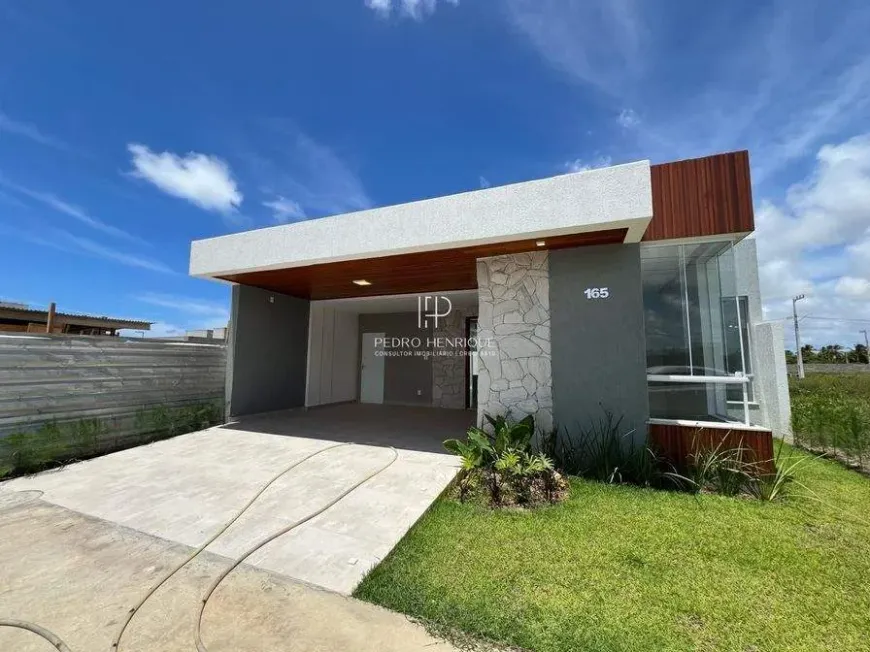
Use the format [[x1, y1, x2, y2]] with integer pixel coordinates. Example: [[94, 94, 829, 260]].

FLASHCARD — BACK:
[[686, 440, 753, 496], [444, 413, 569, 508], [745, 444, 808, 501], [684, 439, 806, 502], [541, 409, 685, 490]]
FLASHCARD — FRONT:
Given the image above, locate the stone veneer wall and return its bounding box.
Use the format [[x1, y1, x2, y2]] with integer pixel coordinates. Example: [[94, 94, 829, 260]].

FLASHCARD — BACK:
[[476, 251, 553, 433], [432, 308, 469, 409]]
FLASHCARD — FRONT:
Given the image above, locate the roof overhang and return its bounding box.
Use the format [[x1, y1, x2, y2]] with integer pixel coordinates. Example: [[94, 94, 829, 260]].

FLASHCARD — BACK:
[[190, 160, 653, 288], [188, 151, 756, 300]]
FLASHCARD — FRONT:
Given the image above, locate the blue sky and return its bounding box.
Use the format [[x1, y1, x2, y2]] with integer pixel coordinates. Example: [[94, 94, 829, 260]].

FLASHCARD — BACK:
[[1, 0, 869, 345]]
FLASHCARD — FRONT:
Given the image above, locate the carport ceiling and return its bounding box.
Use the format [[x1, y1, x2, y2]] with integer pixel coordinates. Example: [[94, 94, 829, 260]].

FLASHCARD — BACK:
[[218, 228, 627, 300]]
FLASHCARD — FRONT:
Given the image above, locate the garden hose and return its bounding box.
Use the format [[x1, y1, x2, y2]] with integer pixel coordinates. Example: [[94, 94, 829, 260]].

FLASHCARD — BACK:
[[0, 618, 73, 652], [111, 441, 352, 651], [194, 446, 399, 652], [2, 440, 395, 652]]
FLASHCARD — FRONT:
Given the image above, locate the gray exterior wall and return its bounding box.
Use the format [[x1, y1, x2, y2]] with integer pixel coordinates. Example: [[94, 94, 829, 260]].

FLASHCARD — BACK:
[[358, 312, 433, 406], [227, 285, 309, 417], [550, 243, 649, 442]]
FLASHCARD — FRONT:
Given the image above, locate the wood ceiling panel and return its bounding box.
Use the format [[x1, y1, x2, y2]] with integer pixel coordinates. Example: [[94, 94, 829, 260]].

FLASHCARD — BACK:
[[219, 229, 627, 300]]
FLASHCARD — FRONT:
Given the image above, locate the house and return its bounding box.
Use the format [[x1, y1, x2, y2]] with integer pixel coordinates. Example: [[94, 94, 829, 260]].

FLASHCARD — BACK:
[[151, 327, 228, 343], [0, 302, 151, 336], [189, 151, 791, 458]]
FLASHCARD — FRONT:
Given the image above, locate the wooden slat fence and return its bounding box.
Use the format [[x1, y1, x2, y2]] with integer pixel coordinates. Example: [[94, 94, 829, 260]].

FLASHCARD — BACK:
[[0, 334, 226, 448]]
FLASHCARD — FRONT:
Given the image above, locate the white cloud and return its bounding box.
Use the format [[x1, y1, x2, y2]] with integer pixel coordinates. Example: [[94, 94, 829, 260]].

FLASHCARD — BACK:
[[478, 176, 491, 189], [835, 276, 870, 299], [0, 175, 142, 243], [756, 134, 870, 260], [755, 134, 870, 345], [246, 124, 372, 220], [60, 232, 174, 274], [617, 108, 640, 129], [0, 111, 69, 151], [504, 0, 644, 97], [136, 293, 229, 318], [263, 196, 305, 223], [129, 293, 230, 339], [365, 0, 458, 20], [1, 223, 174, 275], [365, 0, 392, 16], [506, 0, 870, 185], [127, 144, 243, 216], [564, 156, 612, 173]]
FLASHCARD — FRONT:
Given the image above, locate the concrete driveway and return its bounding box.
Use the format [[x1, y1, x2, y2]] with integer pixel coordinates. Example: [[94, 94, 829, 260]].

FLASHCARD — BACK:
[[0, 404, 467, 651], [2, 405, 463, 594]]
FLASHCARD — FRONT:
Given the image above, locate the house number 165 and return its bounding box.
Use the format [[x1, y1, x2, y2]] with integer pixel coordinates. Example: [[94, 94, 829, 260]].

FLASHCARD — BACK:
[[584, 287, 610, 299]]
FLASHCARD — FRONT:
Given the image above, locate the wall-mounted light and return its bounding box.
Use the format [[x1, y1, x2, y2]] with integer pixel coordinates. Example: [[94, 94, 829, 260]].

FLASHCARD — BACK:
[[352, 279, 372, 286], [535, 240, 546, 247]]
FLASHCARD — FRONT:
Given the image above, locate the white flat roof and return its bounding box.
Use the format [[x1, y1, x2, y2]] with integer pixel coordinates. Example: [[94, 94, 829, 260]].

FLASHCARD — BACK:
[[190, 159, 653, 278]]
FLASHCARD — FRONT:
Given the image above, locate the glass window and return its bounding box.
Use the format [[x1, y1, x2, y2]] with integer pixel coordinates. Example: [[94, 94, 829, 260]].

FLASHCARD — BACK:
[[725, 296, 753, 402], [642, 240, 753, 423]]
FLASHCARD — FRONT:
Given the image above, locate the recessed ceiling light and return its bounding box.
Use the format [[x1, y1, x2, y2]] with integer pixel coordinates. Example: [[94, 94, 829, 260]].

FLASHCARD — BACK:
[[535, 240, 546, 247], [352, 279, 372, 286]]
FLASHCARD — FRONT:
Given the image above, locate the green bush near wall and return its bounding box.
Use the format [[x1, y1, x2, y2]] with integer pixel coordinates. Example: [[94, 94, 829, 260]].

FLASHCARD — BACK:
[[0, 401, 223, 480]]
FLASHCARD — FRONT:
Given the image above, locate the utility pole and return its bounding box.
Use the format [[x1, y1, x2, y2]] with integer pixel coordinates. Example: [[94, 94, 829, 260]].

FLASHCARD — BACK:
[[793, 294, 806, 379], [861, 329, 869, 366]]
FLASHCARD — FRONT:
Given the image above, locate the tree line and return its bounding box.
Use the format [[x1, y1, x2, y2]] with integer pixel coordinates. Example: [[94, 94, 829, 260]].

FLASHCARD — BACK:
[[785, 343, 869, 365]]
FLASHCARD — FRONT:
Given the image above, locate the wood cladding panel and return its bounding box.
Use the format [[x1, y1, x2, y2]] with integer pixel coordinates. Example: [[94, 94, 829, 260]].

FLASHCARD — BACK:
[[219, 229, 626, 300], [645, 151, 754, 241], [648, 422, 775, 475]]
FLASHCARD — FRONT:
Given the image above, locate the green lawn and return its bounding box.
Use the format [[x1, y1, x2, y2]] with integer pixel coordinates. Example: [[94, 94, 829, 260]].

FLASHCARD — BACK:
[[355, 448, 870, 652]]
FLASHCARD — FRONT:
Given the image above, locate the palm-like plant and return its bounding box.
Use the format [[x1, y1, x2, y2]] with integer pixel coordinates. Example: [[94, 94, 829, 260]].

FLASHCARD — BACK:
[[444, 413, 566, 507], [444, 413, 536, 468]]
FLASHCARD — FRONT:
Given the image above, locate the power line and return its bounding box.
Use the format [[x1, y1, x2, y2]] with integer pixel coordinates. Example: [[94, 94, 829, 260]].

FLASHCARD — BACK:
[[802, 316, 870, 323], [766, 315, 870, 324]]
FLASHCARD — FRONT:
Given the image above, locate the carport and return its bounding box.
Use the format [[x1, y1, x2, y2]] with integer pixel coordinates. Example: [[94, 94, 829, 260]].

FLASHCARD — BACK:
[[222, 288, 481, 421], [226, 402, 474, 454], [190, 161, 653, 438]]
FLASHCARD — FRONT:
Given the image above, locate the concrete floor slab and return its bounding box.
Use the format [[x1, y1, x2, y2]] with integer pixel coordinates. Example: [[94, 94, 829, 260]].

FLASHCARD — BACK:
[[0, 499, 457, 652], [2, 404, 468, 594]]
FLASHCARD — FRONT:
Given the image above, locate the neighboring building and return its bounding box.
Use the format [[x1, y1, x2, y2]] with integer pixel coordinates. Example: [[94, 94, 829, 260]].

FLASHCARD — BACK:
[[189, 151, 791, 450], [0, 303, 151, 336], [186, 327, 227, 340], [151, 327, 228, 343]]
